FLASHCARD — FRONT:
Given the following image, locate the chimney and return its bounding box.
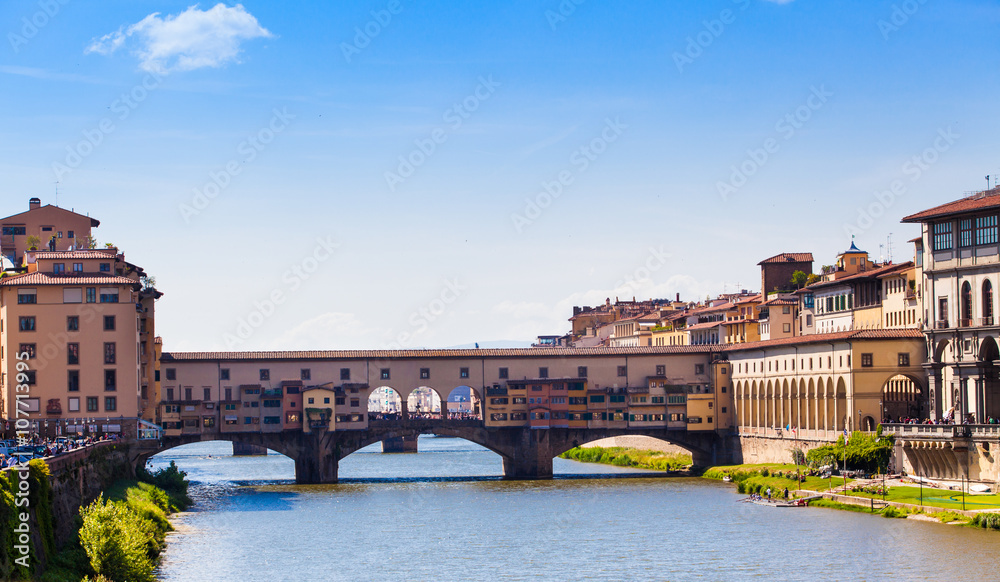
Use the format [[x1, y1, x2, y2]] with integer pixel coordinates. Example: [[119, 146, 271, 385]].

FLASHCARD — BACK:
[[29, 197, 41, 211], [676, 292, 680, 302]]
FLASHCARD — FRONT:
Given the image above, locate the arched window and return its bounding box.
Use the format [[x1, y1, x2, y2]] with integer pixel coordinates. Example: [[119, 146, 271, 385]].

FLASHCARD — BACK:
[[984, 280, 994, 325], [961, 281, 973, 326]]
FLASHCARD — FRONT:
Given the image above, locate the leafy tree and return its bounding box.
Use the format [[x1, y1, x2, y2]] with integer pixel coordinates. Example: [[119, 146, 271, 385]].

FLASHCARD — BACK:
[[25, 235, 40, 251], [79, 499, 156, 582], [806, 273, 822, 285], [791, 270, 809, 289]]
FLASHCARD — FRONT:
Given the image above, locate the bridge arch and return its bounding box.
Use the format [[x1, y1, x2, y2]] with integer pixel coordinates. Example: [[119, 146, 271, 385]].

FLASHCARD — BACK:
[[407, 386, 443, 417], [132, 433, 306, 476], [368, 386, 403, 416], [444, 385, 481, 419]]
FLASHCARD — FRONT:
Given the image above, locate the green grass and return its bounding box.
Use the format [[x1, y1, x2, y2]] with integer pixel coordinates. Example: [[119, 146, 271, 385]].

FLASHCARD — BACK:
[[843, 485, 1000, 511], [559, 447, 693, 471], [704, 463, 851, 494]]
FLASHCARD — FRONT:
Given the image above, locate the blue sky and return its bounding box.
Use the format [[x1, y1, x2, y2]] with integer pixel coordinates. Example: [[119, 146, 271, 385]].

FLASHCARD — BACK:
[[2, 0, 999, 350]]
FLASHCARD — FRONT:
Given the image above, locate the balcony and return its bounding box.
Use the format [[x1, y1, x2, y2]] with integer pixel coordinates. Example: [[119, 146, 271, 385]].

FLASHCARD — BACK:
[[486, 387, 508, 396], [959, 318, 973, 328], [982, 316, 995, 326], [627, 386, 649, 394], [262, 388, 283, 397], [935, 320, 949, 329]]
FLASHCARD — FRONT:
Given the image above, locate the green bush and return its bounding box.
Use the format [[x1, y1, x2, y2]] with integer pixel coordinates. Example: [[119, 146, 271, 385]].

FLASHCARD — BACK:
[[882, 507, 906, 519], [972, 513, 1000, 530], [137, 462, 191, 511], [79, 498, 157, 582]]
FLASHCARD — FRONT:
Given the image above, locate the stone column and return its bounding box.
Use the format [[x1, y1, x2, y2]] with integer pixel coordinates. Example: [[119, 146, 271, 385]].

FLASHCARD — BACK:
[[293, 434, 338, 484]]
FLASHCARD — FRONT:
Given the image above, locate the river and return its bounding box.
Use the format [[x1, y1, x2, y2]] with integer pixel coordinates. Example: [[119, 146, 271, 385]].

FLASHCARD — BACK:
[[150, 437, 997, 581]]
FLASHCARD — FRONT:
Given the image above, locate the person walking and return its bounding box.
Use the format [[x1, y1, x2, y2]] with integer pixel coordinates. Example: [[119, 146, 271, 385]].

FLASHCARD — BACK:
[[766, 487, 772, 501]]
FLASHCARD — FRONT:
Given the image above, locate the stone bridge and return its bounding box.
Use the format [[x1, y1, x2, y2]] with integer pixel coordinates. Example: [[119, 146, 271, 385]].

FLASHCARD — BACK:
[[131, 421, 732, 483]]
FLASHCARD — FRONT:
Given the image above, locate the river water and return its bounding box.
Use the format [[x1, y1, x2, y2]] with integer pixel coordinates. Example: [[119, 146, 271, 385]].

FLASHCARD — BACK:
[[150, 437, 998, 582]]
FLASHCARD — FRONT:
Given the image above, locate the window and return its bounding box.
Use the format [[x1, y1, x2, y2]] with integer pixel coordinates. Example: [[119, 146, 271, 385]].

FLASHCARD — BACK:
[[104, 396, 116, 412], [961, 281, 973, 325], [538, 367, 548, 379], [933, 222, 953, 251], [301, 368, 311, 381], [99, 288, 119, 303], [17, 289, 36, 304], [578, 366, 588, 378], [263, 399, 281, 408], [695, 364, 705, 375], [67, 316, 79, 331], [460, 367, 470, 379], [803, 293, 814, 308], [203, 417, 216, 428], [104, 370, 117, 391], [656, 365, 666, 376], [861, 353, 873, 368], [340, 368, 351, 380], [335, 397, 345, 405], [380, 369, 390, 380], [99, 263, 111, 272], [53, 263, 65, 274], [86, 397, 98, 412], [19, 343, 36, 359], [589, 395, 605, 403], [204, 387, 212, 401], [103, 315, 115, 331], [977, 215, 998, 245], [68, 397, 80, 412], [960, 218, 974, 248], [985, 280, 995, 324], [165, 368, 176, 381], [19, 316, 35, 331], [260, 369, 270, 381], [898, 353, 910, 366], [498, 367, 508, 379], [617, 366, 627, 377], [104, 342, 116, 364], [2, 226, 25, 235], [86, 287, 96, 303], [783, 323, 791, 333], [67, 343, 79, 365], [73, 263, 83, 272], [220, 368, 230, 381]]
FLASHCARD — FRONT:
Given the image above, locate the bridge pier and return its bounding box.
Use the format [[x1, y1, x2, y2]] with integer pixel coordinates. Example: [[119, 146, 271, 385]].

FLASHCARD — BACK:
[[293, 435, 339, 484], [502, 453, 553, 480]]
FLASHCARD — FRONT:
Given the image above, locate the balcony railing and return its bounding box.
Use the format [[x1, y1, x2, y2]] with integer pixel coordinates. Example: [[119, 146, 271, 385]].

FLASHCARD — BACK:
[[958, 318, 973, 328], [982, 316, 995, 326], [935, 320, 949, 329]]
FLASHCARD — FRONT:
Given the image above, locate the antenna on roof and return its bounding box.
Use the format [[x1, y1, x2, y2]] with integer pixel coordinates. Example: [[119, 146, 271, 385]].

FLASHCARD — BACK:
[[53, 180, 59, 207], [886, 233, 893, 264]]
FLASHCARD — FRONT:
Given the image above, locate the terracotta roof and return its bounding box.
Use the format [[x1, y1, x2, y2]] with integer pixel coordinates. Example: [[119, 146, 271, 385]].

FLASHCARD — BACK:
[[163, 345, 723, 362], [760, 297, 798, 307], [686, 320, 726, 331], [758, 253, 814, 265], [908, 237, 922, 244], [901, 188, 1000, 223], [722, 328, 923, 353], [0, 272, 138, 287], [33, 250, 117, 260], [799, 262, 911, 291], [876, 262, 914, 279]]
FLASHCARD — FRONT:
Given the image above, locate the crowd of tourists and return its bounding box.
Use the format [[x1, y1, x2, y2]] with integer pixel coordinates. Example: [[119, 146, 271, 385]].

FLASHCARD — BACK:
[[0, 433, 118, 468]]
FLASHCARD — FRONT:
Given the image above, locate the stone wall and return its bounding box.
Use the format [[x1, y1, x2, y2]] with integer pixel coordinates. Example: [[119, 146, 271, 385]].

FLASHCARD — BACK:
[[733, 434, 837, 465]]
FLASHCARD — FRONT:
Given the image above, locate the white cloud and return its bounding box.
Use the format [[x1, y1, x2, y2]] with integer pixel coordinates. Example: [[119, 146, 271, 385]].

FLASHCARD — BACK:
[[86, 3, 272, 74]]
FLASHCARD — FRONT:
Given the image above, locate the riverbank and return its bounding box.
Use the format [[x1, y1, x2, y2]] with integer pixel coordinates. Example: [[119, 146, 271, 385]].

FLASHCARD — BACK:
[[703, 462, 1000, 529], [558, 446, 692, 472], [37, 462, 191, 582]]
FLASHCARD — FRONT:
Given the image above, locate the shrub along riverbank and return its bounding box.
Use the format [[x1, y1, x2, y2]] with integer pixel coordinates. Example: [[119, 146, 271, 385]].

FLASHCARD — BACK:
[[558, 447, 693, 471], [4, 460, 191, 582]]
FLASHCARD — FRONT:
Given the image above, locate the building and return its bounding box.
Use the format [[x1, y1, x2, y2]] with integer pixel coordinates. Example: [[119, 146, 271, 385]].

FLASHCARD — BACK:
[[1, 198, 100, 266], [0, 248, 149, 432], [902, 186, 1000, 422], [758, 252, 814, 296]]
